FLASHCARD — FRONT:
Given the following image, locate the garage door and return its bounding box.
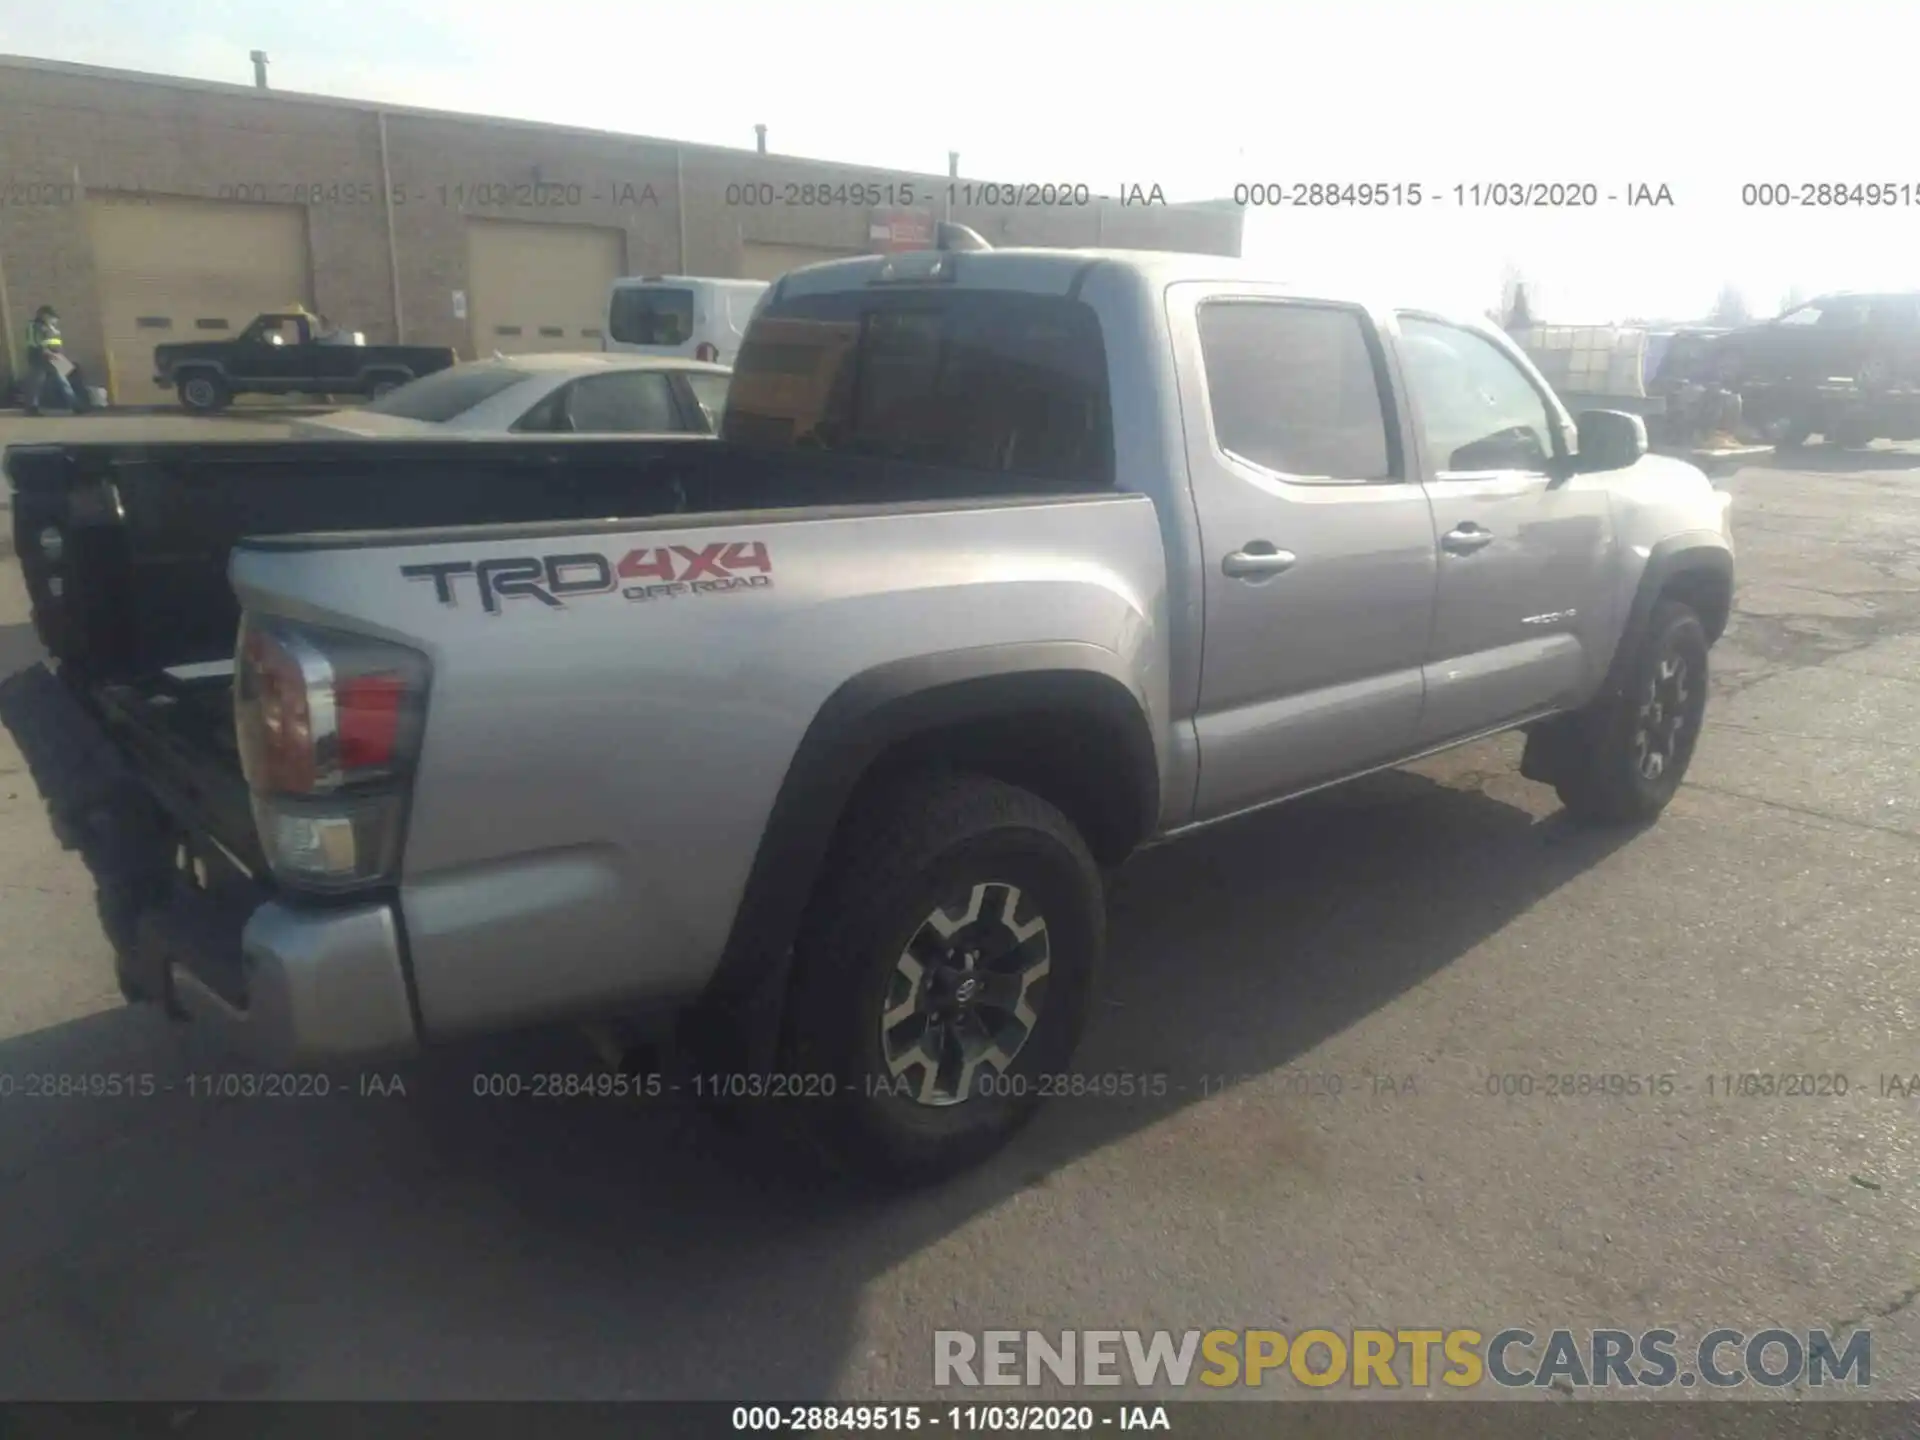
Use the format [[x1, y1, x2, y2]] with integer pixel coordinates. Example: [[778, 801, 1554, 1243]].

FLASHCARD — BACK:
[[86, 197, 311, 402], [467, 219, 625, 359], [738, 240, 862, 283]]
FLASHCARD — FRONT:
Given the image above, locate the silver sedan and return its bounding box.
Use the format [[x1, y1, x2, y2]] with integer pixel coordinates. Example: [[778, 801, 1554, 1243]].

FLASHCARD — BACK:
[[294, 353, 732, 439]]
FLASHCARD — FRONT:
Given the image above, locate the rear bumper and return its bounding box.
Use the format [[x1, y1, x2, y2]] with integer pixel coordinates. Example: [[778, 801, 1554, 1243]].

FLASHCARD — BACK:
[[138, 882, 420, 1070]]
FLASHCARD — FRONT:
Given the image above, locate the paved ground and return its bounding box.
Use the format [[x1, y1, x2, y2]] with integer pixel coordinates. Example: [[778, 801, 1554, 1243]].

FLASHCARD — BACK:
[[0, 439, 1916, 1404]]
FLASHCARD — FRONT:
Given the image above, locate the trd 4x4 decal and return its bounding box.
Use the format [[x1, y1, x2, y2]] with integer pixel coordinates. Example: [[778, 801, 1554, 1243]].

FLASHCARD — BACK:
[[402, 541, 773, 614]]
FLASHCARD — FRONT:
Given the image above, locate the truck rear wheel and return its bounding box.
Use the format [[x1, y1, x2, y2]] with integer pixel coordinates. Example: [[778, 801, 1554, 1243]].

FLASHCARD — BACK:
[[782, 772, 1102, 1184], [1553, 600, 1710, 825], [178, 373, 230, 413], [1770, 414, 1814, 452]]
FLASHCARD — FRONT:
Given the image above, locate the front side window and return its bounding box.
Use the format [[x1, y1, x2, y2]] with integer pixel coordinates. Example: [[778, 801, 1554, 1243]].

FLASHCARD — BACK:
[[1869, 297, 1920, 330], [609, 287, 695, 346], [722, 290, 1112, 484], [247, 317, 299, 346], [1196, 301, 1395, 481], [1782, 299, 1867, 329], [1397, 317, 1555, 473]]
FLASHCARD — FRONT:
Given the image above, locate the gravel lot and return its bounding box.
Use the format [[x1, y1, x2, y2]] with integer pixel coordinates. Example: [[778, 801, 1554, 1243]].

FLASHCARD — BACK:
[[0, 439, 1915, 1405]]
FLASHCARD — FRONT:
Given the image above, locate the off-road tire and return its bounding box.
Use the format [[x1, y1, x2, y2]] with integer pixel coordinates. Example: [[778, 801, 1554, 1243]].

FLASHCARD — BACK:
[[781, 772, 1103, 1185], [1555, 600, 1710, 825], [177, 372, 231, 414], [1773, 416, 1815, 452]]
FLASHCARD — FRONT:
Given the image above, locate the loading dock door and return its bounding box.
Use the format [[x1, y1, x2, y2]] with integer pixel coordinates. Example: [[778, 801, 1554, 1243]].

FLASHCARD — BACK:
[[86, 197, 311, 401], [466, 219, 625, 358], [738, 240, 862, 283]]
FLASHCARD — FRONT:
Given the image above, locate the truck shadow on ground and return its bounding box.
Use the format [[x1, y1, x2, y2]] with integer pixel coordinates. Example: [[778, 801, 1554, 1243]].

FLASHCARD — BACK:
[[0, 663, 1641, 1403], [0, 623, 42, 680], [1756, 446, 1920, 473]]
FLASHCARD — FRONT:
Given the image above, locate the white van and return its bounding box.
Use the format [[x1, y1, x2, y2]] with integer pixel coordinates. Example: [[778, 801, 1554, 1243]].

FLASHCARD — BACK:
[[604, 276, 769, 365]]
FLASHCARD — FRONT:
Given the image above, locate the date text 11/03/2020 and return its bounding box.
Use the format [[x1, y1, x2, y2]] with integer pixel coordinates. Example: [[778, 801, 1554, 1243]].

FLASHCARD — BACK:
[[732, 1405, 1171, 1433], [1485, 1072, 1920, 1099], [466, 1071, 1184, 1101], [0, 1071, 409, 1100], [463, 1071, 1421, 1101], [214, 181, 666, 208], [1229, 181, 1675, 208]]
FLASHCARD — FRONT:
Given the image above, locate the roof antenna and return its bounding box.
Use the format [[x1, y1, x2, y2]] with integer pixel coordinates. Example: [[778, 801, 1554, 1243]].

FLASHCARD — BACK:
[[936, 222, 991, 252]]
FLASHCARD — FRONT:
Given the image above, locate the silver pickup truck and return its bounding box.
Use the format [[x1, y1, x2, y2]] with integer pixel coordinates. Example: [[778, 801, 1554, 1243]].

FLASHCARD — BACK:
[[7, 240, 1734, 1182]]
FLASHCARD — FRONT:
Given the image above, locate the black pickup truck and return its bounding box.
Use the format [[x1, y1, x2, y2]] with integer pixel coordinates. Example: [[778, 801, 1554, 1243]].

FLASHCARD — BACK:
[[1690, 292, 1920, 448], [153, 311, 457, 413]]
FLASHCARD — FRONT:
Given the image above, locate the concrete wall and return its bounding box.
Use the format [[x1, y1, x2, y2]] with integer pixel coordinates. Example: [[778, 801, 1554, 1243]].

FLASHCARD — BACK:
[[0, 56, 1244, 388]]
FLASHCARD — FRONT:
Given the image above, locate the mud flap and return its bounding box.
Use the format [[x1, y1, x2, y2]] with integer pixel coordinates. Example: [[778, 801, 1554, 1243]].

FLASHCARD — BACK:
[[1520, 714, 1583, 787]]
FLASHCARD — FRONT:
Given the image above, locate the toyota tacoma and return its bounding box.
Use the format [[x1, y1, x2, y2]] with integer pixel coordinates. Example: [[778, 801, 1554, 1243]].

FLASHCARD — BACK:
[[7, 238, 1735, 1181]]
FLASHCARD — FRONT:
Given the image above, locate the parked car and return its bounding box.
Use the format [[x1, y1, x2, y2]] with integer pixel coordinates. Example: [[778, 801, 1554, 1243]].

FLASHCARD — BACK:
[[293, 354, 733, 439], [154, 310, 457, 413], [1700, 292, 1920, 449], [6, 240, 1735, 1184], [604, 276, 768, 365], [1643, 328, 1741, 448]]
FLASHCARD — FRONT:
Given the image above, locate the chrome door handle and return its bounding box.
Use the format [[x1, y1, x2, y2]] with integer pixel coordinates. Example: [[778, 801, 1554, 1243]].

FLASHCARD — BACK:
[[1223, 546, 1298, 580], [1441, 524, 1494, 555]]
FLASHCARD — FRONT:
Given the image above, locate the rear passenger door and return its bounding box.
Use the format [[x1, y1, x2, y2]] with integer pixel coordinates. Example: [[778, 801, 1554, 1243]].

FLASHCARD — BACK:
[[1172, 288, 1439, 821], [1393, 314, 1614, 741]]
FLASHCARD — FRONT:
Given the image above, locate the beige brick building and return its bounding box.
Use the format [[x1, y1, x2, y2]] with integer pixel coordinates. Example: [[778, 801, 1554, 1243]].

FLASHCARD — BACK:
[[0, 56, 1242, 402]]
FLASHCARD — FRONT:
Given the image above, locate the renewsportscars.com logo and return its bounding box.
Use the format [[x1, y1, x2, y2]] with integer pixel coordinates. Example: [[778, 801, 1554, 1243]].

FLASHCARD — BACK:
[[933, 1327, 1873, 1391]]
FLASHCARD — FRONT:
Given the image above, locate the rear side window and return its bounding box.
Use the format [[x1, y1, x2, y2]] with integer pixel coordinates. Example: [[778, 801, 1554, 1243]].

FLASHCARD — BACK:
[[565, 371, 681, 433], [721, 290, 1112, 485], [1197, 301, 1395, 481], [609, 287, 695, 346], [364, 364, 529, 421]]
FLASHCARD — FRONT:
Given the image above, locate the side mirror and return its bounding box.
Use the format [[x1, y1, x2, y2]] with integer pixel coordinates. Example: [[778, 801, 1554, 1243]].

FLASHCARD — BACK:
[[1574, 409, 1647, 473]]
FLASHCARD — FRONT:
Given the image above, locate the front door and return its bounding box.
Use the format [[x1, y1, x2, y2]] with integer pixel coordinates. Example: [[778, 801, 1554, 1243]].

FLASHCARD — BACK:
[[1393, 314, 1615, 743], [1172, 287, 1439, 822], [1862, 295, 1920, 388], [232, 315, 308, 388], [1760, 297, 1871, 384]]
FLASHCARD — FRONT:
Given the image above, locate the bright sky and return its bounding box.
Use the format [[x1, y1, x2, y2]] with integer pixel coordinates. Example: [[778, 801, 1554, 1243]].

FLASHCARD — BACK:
[[3, 0, 1911, 323]]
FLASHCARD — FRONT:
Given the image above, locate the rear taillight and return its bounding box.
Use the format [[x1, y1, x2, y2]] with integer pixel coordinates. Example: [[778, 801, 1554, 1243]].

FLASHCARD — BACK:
[[235, 616, 429, 894], [696, 342, 719, 363]]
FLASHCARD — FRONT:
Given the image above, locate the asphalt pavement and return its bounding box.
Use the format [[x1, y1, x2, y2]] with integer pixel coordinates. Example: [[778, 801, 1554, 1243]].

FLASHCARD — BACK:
[[0, 443, 1915, 1404]]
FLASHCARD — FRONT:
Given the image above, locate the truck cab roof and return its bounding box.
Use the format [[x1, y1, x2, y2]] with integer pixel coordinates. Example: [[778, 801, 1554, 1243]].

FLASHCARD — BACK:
[[765, 245, 1477, 332], [770, 246, 1269, 299]]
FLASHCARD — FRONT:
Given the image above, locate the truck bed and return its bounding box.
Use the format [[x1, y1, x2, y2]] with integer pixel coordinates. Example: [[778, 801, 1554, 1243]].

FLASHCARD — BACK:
[[6, 435, 1117, 865], [8, 436, 1110, 679]]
